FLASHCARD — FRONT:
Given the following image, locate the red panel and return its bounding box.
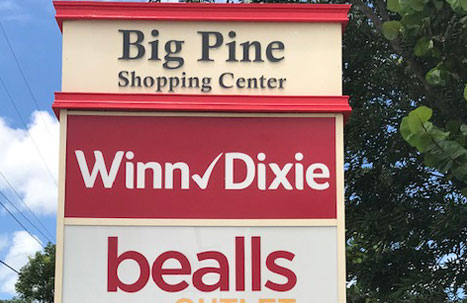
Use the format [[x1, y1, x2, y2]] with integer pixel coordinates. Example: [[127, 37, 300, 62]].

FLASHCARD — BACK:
[[54, 1, 351, 32], [53, 92, 351, 119], [65, 115, 336, 219]]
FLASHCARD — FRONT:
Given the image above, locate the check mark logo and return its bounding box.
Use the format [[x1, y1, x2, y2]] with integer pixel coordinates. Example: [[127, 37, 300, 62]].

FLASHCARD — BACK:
[[192, 153, 223, 189]]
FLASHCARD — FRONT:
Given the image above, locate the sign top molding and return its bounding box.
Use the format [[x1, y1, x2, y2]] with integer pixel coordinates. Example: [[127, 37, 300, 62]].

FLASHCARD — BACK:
[[53, 1, 351, 31], [52, 92, 351, 119]]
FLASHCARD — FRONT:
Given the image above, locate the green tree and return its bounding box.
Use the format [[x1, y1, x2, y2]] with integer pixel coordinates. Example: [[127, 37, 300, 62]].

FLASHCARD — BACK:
[[380, 0, 467, 191], [14, 243, 55, 303], [0, 299, 26, 303], [341, 1, 467, 301]]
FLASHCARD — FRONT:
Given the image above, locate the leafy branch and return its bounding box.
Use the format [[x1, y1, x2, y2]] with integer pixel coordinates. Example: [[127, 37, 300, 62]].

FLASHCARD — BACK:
[[401, 106, 467, 194]]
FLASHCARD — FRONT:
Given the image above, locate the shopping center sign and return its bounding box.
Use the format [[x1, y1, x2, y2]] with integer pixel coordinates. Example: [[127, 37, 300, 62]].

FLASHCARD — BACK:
[[52, 2, 351, 303]]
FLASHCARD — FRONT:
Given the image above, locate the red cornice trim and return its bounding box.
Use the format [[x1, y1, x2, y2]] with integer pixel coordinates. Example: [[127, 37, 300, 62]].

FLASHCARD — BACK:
[[53, 92, 351, 120], [53, 1, 351, 32]]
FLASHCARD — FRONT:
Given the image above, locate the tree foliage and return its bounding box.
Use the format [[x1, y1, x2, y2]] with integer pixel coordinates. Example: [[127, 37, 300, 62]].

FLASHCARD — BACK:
[[0, 299, 27, 303], [14, 243, 55, 303], [342, 0, 467, 301], [380, 0, 467, 191]]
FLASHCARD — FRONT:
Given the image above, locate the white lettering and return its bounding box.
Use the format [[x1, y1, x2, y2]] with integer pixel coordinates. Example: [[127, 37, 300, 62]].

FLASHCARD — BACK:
[[74, 150, 331, 191], [305, 163, 330, 190], [137, 162, 162, 189], [268, 163, 293, 190], [165, 162, 190, 189], [75, 150, 124, 188], [225, 153, 255, 190]]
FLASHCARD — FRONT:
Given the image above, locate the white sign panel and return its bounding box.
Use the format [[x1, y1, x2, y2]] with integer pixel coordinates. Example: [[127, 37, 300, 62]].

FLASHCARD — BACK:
[[62, 226, 338, 303]]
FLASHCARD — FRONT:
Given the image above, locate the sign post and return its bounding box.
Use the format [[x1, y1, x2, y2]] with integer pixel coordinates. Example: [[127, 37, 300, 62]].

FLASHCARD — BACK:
[[53, 2, 351, 303]]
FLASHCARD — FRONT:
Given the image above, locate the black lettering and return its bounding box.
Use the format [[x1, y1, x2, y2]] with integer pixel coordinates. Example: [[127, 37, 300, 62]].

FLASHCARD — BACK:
[[156, 77, 167, 92], [240, 41, 263, 62], [219, 72, 234, 88], [188, 77, 200, 88], [119, 30, 145, 60], [130, 71, 141, 87], [118, 71, 129, 87], [149, 30, 160, 61], [143, 76, 155, 88], [266, 41, 284, 62], [168, 77, 180, 92], [259, 75, 266, 88], [226, 31, 238, 62], [201, 77, 212, 93], [198, 31, 224, 62], [163, 40, 185, 69], [236, 77, 246, 88], [278, 78, 287, 89], [267, 78, 277, 88], [247, 77, 257, 89]]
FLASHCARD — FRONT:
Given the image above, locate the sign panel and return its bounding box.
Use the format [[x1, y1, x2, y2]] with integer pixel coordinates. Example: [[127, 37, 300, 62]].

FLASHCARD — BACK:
[[62, 21, 342, 96], [62, 226, 338, 303], [65, 115, 336, 219]]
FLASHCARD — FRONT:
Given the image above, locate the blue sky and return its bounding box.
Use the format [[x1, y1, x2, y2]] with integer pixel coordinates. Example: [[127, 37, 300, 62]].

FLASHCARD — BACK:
[[0, 0, 147, 299], [0, 0, 60, 298]]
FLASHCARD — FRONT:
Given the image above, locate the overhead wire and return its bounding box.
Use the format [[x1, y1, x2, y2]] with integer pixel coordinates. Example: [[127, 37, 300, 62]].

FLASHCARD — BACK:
[[0, 76, 58, 187], [0, 14, 54, 275], [0, 191, 53, 244], [0, 20, 56, 246], [0, 20, 55, 131], [0, 260, 19, 274], [0, 20, 56, 252], [0, 197, 44, 248], [0, 169, 55, 241]]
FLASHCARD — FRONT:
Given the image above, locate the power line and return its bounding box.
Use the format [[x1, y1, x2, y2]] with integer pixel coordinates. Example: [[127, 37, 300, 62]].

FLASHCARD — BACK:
[[0, 76, 58, 187], [0, 197, 44, 249], [0, 191, 53, 243], [0, 259, 19, 274], [0, 169, 55, 241], [0, 20, 56, 130]]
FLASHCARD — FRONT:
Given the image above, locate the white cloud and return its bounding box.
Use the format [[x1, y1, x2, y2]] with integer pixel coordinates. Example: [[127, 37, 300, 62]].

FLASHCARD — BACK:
[[0, 234, 7, 251], [0, 231, 42, 294], [0, 111, 59, 215]]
